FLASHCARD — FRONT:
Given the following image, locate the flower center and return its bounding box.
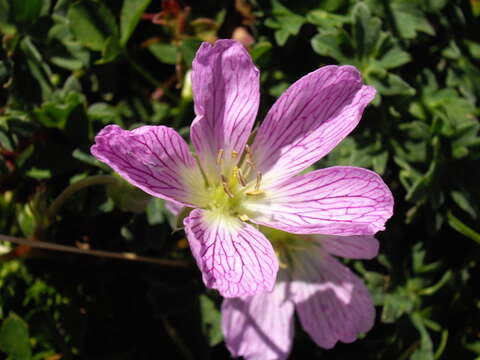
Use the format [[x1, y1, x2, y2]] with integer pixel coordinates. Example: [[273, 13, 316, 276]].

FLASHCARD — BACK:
[[203, 146, 265, 221]]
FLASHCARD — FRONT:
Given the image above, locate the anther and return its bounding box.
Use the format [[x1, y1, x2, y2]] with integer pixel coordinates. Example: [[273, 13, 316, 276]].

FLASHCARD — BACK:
[[221, 174, 234, 198], [238, 214, 250, 222], [231, 150, 239, 158], [245, 189, 265, 196], [216, 149, 224, 165], [255, 171, 262, 190], [193, 154, 210, 187], [245, 145, 256, 168], [236, 168, 247, 186]]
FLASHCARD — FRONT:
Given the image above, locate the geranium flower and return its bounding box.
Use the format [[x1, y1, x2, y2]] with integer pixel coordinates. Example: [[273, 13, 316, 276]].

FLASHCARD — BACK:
[[222, 231, 380, 359], [91, 39, 393, 298]]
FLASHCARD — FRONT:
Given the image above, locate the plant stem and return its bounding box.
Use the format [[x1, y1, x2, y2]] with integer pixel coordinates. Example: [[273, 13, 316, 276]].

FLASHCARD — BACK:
[[0, 234, 189, 267], [124, 52, 177, 102], [47, 175, 120, 221]]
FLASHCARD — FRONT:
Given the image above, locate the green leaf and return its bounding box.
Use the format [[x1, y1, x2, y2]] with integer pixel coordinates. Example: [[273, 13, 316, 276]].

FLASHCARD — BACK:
[[19, 37, 54, 100], [199, 295, 223, 346], [352, 2, 382, 58], [447, 211, 480, 245], [98, 35, 122, 63], [180, 38, 202, 66], [450, 190, 477, 219], [372, 151, 388, 175], [410, 313, 434, 360], [378, 46, 411, 69], [88, 102, 122, 125], [311, 31, 348, 63], [0, 313, 32, 360], [68, 0, 119, 51], [149, 43, 177, 65], [250, 41, 272, 66], [120, 0, 151, 45], [391, 2, 434, 39], [0, 0, 15, 34], [16, 203, 36, 238], [381, 288, 415, 323], [369, 73, 415, 96], [306, 10, 348, 28], [11, 0, 43, 25], [265, 0, 304, 46], [33, 92, 85, 130], [48, 43, 91, 70]]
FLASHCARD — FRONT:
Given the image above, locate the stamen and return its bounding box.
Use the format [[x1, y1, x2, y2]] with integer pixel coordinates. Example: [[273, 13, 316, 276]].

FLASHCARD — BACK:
[[236, 168, 247, 186], [221, 174, 234, 198], [243, 165, 252, 179], [238, 214, 250, 222], [245, 145, 256, 169], [246, 160, 256, 169], [255, 171, 262, 190], [193, 154, 210, 187], [216, 149, 224, 165], [231, 150, 239, 158]]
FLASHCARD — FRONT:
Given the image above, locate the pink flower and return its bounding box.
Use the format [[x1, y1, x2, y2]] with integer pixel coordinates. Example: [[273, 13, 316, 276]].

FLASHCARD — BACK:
[[222, 232, 379, 359], [90, 39, 393, 298]]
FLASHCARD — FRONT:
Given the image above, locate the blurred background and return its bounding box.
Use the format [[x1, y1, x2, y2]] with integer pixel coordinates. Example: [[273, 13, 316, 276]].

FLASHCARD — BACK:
[[0, 0, 480, 359]]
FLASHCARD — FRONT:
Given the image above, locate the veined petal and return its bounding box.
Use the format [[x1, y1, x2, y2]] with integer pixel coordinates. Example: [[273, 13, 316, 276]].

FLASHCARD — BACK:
[[91, 125, 206, 206], [317, 235, 379, 259], [251, 65, 375, 185], [291, 253, 375, 349], [222, 278, 294, 360], [245, 166, 394, 236], [190, 40, 260, 178], [184, 209, 278, 297]]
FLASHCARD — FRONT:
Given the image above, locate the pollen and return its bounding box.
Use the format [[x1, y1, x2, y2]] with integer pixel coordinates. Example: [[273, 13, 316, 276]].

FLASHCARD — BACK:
[[238, 214, 250, 222], [245, 189, 265, 196]]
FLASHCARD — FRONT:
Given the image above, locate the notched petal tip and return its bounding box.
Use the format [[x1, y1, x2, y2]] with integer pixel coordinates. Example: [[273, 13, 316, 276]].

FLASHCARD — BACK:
[[190, 39, 260, 173], [252, 64, 376, 184], [247, 166, 394, 237]]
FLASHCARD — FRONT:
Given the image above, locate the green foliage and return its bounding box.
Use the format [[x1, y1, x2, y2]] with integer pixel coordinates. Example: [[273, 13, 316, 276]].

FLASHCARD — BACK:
[[0, 313, 32, 360], [1, 0, 480, 359]]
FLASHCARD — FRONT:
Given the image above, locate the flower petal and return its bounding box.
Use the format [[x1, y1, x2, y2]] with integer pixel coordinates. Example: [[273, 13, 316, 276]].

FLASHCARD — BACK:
[[317, 235, 379, 259], [245, 166, 394, 236], [222, 278, 294, 360], [251, 65, 375, 185], [165, 200, 183, 217], [190, 40, 260, 178], [91, 125, 206, 206], [184, 209, 279, 297], [292, 253, 375, 349]]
